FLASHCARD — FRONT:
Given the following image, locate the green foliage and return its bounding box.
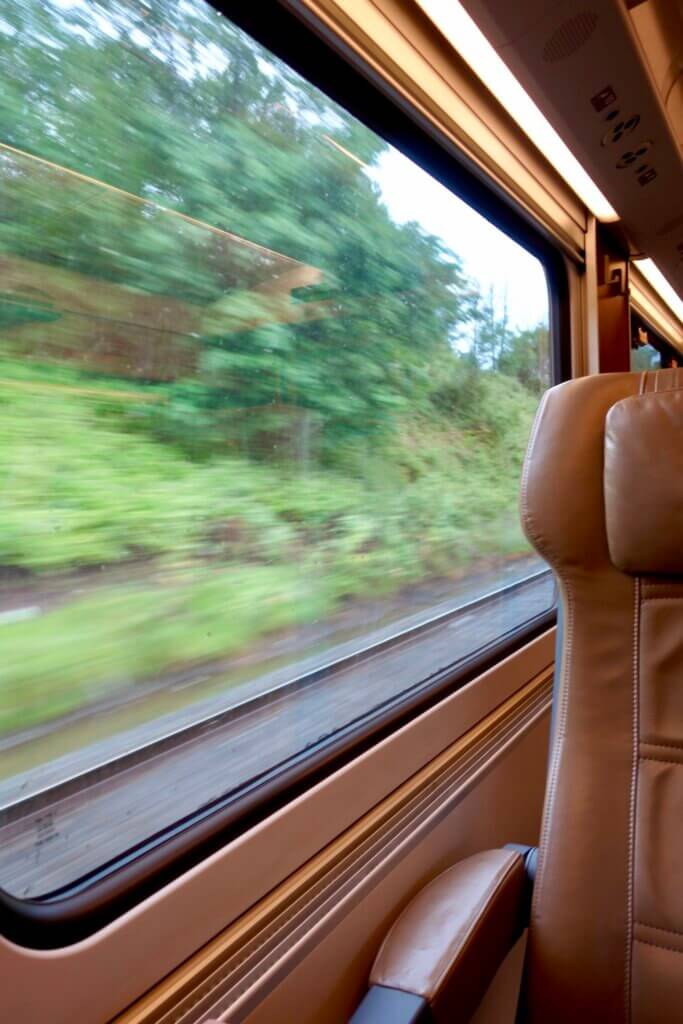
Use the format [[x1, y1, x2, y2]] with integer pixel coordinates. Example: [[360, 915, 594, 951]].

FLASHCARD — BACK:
[[0, 298, 60, 330], [0, 365, 538, 732], [0, 0, 470, 448], [498, 325, 551, 395], [0, 0, 551, 734], [0, 564, 334, 734], [0, 366, 534, 575]]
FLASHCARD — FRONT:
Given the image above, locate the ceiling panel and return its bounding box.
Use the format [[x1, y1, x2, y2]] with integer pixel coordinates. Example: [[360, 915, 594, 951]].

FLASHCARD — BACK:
[[461, 0, 683, 300]]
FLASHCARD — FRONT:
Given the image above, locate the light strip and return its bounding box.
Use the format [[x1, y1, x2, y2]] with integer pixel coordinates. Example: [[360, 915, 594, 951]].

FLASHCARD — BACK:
[[635, 258, 683, 327], [322, 133, 369, 167], [414, 0, 619, 222]]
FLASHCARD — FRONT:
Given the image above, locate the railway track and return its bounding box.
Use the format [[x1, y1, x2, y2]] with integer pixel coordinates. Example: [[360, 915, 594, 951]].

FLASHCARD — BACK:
[[0, 568, 554, 897]]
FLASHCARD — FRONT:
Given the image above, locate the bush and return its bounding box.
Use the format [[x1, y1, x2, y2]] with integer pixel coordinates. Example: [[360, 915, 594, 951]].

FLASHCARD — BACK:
[[0, 358, 538, 733]]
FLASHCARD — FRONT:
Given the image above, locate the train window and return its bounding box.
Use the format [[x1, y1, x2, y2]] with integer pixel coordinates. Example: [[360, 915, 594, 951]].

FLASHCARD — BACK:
[[630, 316, 683, 371], [631, 340, 661, 370], [0, 0, 555, 903]]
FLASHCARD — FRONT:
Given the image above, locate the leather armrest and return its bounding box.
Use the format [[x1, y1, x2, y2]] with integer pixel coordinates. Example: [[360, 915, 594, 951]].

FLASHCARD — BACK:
[[359, 848, 528, 1024]]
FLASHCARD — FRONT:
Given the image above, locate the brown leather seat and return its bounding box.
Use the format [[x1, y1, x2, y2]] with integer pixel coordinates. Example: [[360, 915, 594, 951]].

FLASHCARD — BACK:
[[352, 368, 683, 1024]]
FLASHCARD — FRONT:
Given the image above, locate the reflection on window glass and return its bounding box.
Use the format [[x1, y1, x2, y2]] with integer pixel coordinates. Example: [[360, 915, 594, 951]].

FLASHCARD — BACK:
[[0, 0, 554, 897], [631, 323, 662, 371], [631, 342, 661, 371]]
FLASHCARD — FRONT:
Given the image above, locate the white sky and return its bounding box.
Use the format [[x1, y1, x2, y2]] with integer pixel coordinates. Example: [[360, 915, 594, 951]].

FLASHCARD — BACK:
[[369, 147, 549, 331]]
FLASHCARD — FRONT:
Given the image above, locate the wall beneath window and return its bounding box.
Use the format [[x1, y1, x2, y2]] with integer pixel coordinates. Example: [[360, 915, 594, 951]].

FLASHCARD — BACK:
[[244, 713, 550, 1024]]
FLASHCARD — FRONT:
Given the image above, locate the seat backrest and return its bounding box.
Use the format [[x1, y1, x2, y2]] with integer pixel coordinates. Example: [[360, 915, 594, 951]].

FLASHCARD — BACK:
[[519, 367, 683, 1023]]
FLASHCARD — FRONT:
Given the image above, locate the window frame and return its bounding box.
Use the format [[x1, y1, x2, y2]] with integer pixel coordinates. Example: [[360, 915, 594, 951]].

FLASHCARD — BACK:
[[0, 0, 569, 948]]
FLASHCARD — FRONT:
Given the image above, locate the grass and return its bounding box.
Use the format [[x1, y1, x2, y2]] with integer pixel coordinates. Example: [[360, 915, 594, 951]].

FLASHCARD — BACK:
[[0, 360, 539, 735]]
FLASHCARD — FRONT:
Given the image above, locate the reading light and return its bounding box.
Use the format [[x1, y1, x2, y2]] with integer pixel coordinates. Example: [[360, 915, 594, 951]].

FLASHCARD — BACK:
[[636, 258, 683, 327], [415, 0, 619, 222]]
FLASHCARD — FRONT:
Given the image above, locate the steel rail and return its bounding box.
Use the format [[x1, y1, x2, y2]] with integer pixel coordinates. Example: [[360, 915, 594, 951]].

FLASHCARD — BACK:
[[0, 568, 552, 825]]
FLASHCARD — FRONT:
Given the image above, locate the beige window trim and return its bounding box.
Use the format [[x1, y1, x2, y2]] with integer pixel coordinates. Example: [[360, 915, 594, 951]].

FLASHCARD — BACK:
[[286, 0, 588, 260], [116, 667, 553, 1024]]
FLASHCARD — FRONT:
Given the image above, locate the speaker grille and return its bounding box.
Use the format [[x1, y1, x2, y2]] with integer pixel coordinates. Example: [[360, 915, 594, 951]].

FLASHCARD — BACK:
[[542, 11, 599, 63]]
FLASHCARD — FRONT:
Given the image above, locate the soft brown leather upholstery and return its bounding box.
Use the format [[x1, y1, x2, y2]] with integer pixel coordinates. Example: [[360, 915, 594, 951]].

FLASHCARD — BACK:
[[604, 387, 683, 574], [359, 368, 683, 1024], [370, 849, 526, 1023], [520, 367, 683, 1023]]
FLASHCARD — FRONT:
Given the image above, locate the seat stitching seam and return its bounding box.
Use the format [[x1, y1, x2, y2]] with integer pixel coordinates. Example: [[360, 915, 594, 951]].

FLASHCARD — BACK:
[[518, 388, 571, 925], [617, 386, 683, 406], [640, 740, 683, 750], [625, 576, 640, 1021], [636, 921, 683, 938], [634, 938, 683, 955], [640, 756, 683, 767], [531, 577, 572, 922]]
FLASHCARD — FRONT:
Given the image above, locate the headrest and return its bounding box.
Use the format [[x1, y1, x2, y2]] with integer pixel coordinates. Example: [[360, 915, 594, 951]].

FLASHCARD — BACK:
[[604, 388, 683, 575], [521, 370, 683, 578]]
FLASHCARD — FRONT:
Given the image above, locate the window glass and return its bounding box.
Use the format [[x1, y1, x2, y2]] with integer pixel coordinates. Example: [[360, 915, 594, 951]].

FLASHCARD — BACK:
[[631, 342, 661, 370], [631, 322, 662, 370], [630, 318, 683, 371], [0, 0, 554, 898]]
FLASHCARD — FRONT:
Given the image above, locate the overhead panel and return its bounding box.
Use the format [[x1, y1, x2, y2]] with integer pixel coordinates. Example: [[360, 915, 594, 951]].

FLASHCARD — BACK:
[[461, 0, 683, 304], [629, 0, 683, 153]]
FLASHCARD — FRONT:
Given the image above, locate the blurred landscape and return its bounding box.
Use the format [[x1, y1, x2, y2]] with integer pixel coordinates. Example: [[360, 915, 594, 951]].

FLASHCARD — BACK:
[[0, 0, 550, 738]]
